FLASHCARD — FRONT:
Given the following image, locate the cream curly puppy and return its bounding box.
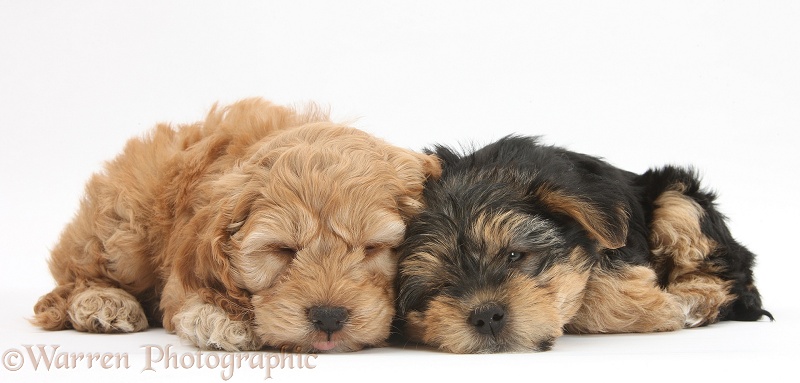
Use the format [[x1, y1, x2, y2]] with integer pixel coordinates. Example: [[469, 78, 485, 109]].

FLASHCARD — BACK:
[[33, 98, 440, 352]]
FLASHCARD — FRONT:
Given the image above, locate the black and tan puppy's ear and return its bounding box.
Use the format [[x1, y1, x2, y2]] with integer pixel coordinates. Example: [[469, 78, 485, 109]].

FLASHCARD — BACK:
[[427, 145, 462, 171], [529, 147, 635, 250], [532, 184, 630, 250]]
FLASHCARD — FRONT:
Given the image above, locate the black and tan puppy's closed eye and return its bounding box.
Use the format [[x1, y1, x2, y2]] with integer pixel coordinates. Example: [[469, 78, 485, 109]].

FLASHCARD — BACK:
[[396, 136, 772, 353]]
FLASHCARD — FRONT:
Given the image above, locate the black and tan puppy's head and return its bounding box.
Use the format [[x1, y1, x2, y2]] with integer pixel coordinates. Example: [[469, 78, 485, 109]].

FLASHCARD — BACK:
[[397, 136, 633, 353]]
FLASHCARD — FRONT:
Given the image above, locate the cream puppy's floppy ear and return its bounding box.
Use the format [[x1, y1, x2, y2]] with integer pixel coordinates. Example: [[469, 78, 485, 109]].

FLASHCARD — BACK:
[[384, 148, 442, 220], [168, 168, 257, 323]]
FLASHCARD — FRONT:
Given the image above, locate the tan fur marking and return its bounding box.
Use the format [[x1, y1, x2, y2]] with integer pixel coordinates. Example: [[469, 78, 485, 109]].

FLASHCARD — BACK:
[[669, 273, 734, 327], [413, 280, 565, 354], [400, 251, 443, 283], [540, 247, 595, 324], [566, 266, 683, 334], [649, 189, 735, 327], [471, 211, 534, 255], [408, 248, 591, 353], [650, 190, 716, 272], [536, 188, 628, 249]]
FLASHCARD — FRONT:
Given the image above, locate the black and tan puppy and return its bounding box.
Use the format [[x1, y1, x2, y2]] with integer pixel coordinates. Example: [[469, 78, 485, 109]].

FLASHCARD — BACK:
[[396, 136, 772, 353]]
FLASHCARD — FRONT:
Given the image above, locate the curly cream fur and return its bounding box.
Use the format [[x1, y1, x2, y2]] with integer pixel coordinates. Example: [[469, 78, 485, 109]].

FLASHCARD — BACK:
[[172, 295, 260, 351], [68, 285, 149, 333], [32, 98, 441, 352]]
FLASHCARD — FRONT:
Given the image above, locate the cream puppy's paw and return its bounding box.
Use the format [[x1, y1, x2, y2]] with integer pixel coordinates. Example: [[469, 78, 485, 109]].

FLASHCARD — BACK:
[[173, 295, 261, 351], [68, 286, 149, 333]]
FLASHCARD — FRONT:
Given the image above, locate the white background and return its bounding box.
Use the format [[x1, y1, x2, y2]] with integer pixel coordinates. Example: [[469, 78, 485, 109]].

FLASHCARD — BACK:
[[1, 1, 798, 382]]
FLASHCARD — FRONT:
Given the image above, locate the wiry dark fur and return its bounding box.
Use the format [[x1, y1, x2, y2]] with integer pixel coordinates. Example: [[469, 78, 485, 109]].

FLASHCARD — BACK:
[[396, 136, 771, 353], [636, 167, 772, 321]]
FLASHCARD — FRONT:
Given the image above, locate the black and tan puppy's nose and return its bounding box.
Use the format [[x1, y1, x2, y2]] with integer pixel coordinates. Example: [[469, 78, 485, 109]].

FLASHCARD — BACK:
[[469, 303, 506, 336], [308, 306, 348, 335]]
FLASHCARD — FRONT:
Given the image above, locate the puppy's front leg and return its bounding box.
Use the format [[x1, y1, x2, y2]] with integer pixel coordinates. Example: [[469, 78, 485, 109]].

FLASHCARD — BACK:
[[171, 294, 261, 351], [565, 265, 684, 334]]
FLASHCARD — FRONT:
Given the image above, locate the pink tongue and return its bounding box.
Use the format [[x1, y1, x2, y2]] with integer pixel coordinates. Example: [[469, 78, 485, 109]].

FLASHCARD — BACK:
[[313, 341, 336, 351]]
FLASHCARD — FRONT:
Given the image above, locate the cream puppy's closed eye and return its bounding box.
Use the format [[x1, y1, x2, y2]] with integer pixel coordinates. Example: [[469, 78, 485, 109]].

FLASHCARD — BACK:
[[234, 134, 437, 352], [230, 213, 405, 294], [32, 98, 441, 353]]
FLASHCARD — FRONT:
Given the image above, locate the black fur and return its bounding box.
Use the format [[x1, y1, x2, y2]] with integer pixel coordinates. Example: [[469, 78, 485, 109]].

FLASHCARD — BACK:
[[636, 166, 773, 321], [398, 137, 607, 313], [397, 135, 772, 332]]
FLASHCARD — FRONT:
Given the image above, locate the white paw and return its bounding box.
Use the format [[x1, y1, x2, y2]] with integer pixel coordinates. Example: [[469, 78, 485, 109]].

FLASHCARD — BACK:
[[678, 298, 704, 328], [173, 296, 261, 351]]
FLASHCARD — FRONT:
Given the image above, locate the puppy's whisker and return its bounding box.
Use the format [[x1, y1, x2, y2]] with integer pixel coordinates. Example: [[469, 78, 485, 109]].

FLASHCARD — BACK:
[[35, 97, 442, 353], [397, 135, 770, 353]]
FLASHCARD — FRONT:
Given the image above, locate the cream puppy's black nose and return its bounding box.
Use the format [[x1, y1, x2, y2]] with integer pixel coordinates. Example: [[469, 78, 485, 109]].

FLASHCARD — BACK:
[[308, 306, 348, 335]]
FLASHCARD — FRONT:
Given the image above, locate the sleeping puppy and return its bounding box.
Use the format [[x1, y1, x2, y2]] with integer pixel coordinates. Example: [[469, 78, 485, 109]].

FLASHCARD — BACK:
[[33, 98, 441, 352], [396, 136, 771, 353]]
